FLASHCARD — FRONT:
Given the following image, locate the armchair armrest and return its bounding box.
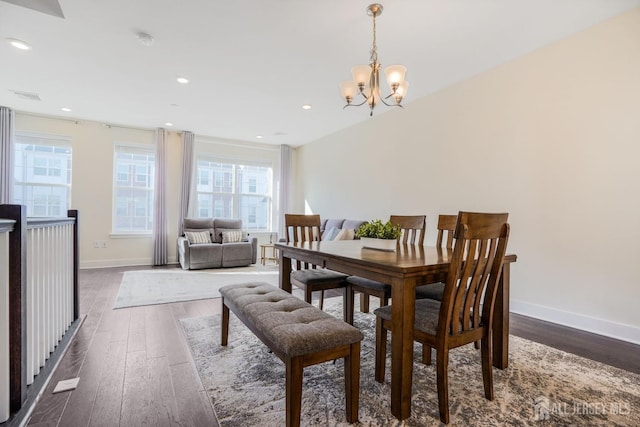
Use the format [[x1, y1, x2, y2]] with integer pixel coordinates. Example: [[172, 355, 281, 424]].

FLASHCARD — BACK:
[[177, 236, 191, 269], [249, 236, 258, 264]]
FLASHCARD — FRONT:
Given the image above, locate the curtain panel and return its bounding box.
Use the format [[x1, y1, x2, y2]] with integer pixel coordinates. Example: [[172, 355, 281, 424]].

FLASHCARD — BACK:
[[0, 107, 14, 204], [152, 128, 167, 265], [178, 131, 194, 237], [278, 144, 292, 240]]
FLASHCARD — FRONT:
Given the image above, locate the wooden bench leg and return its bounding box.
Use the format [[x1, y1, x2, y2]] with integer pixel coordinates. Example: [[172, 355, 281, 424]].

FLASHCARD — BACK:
[[344, 342, 360, 423], [285, 356, 303, 427], [221, 298, 229, 346]]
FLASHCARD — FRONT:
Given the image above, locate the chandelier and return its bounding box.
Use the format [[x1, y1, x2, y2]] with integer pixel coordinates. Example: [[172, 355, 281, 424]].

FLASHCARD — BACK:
[[340, 3, 409, 116]]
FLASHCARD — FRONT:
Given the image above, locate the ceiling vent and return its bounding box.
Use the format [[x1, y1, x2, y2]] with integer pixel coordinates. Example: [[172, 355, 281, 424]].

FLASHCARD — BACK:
[[11, 90, 41, 101]]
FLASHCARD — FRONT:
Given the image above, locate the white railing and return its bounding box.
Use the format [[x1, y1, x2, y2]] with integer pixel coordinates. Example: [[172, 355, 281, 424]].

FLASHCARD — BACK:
[[0, 205, 79, 424], [25, 219, 75, 385], [0, 220, 13, 423]]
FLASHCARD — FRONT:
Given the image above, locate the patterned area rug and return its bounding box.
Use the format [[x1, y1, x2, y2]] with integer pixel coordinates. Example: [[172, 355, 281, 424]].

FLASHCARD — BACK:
[[180, 297, 640, 426], [113, 265, 279, 308]]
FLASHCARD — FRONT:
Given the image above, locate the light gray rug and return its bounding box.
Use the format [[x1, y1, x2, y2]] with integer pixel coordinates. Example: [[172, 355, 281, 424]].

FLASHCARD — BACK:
[[180, 298, 640, 426], [114, 265, 279, 308]]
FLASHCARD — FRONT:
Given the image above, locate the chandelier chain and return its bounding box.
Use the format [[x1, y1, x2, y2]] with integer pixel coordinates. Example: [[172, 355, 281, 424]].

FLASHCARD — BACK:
[[370, 13, 378, 64]]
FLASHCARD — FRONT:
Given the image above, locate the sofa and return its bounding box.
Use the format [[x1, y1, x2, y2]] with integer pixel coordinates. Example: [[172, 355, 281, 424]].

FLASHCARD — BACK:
[[320, 218, 368, 240], [177, 218, 258, 270]]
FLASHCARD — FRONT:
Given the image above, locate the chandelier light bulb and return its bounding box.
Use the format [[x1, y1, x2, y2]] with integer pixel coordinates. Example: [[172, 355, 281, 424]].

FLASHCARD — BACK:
[[385, 65, 407, 87], [352, 65, 371, 87]]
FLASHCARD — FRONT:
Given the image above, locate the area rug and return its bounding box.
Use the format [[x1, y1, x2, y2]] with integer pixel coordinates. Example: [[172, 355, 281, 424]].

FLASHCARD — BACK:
[[114, 265, 279, 308], [180, 298, 640, 426]]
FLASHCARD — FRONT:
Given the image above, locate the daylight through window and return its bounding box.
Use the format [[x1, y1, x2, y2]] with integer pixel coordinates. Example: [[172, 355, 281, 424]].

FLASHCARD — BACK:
[[13, 132, 72, 217], [113, 144, 155, 234], [195, 159, 272, 230]]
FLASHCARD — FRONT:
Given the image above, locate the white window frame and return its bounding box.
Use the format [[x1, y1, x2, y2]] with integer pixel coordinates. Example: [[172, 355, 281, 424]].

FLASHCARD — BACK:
[[13, 131, 72, 217], [193, 156, 273, 231], [112, 142, 155, 235]]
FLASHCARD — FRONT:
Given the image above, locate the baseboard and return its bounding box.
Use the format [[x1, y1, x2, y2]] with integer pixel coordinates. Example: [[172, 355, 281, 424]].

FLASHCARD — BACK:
[[511, 299, 640, 345], [80, 258, 180, 269]]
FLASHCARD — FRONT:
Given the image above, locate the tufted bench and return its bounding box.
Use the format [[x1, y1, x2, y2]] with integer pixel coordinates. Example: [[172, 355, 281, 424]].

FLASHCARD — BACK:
[[219, 282, 364, 427]]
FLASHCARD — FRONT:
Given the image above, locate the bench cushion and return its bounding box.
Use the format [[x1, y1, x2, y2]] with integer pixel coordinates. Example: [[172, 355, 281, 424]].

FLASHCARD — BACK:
[[220, 283, 363, 357]]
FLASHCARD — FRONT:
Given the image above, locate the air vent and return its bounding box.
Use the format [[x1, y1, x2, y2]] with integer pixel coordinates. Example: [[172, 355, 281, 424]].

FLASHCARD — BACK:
[[11, 90, 41, 101]]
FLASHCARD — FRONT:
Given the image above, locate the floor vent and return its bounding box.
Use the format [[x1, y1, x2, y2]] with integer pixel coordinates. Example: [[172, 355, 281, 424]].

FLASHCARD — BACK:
[[52, 377, 80, 394]]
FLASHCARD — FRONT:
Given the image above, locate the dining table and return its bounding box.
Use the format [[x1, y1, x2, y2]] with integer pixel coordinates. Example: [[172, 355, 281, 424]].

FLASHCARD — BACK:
[[275, 239, 517, 421]]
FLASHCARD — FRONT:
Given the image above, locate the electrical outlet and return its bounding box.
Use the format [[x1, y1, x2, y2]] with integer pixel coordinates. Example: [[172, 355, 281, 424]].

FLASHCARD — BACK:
[[100, 241, 107, 248], [93, 241, 100, 248]]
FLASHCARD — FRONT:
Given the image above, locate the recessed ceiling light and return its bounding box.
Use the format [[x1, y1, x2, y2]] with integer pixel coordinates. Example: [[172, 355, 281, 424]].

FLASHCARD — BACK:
[[176, 77, 189, 84], [164, 122, 174, 126], [7, 38, 32, 50], [61, 107, 71, 112], [256, 135, 263, 139], [302, 104, 312, 110]]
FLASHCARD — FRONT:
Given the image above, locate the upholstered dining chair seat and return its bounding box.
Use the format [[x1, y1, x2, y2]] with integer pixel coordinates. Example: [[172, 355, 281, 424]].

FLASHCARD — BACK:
[[374, 298, 441, 335], [346, 276, 391, 293], [415, 282, 445, 301], [291, 269, 348, 285]]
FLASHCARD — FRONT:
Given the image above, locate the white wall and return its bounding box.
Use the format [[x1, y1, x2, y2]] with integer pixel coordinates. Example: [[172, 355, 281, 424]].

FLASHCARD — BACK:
[[13, 115, 280, 268], [295, 9, 640, 343]]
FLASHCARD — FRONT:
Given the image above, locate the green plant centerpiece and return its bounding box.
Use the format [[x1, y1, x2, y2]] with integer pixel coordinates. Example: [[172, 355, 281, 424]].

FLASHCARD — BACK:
[[356, 219, 402, 251]]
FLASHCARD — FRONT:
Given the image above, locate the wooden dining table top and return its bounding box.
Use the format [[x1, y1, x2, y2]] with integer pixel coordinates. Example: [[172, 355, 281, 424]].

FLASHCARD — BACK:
[[275, 239, 516, 280]]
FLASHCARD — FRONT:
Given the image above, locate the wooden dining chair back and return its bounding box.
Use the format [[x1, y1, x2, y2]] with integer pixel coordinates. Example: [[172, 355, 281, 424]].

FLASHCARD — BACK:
[[436, 214, 457, 249], [284, 214, 321, 270], [389, 214, 426, 245], [345, 215, 426, 324], [284, 214, 348, 315], [374, 211, 510, 424], [415, 214, 457, 303]]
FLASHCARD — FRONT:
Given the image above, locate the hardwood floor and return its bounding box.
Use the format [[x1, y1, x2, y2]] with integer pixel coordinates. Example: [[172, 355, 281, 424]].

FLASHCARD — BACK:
[[25, 266, 640, 426], [27, 266, 220, 427]]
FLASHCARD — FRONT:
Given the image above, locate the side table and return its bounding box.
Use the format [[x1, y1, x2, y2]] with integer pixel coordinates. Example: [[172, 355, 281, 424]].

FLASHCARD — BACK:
[[260, 243, 278, 265]]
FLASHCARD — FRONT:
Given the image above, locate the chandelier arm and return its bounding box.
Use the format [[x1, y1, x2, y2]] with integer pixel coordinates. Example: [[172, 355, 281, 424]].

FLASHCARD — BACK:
[[379, 96, 404, 108], [343, 97, 370, 109]]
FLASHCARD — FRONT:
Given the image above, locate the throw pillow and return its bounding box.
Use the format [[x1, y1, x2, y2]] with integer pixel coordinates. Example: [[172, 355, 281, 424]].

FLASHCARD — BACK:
[[322, 227, 340, 241], [221, 230, 244, 243], [185, 231, 211, 244], [334, 228, 355, 240]]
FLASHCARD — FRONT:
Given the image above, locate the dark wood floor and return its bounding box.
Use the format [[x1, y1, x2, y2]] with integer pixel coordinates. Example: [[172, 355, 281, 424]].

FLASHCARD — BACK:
[[25, 265, 640, 426]]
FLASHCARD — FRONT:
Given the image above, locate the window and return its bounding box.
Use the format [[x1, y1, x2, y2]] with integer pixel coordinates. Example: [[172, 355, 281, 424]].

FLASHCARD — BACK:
[[113, 144, 155, 234], [195, 158, 272, 230], [13, 132, 72, 217]]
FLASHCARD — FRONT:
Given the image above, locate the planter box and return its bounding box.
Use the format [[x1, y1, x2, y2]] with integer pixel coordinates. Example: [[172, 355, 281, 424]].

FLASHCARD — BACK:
[[361, 237, 397, 252]]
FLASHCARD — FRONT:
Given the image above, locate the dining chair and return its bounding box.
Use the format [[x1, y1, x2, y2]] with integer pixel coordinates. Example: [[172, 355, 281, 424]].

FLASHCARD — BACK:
[[373, 211, 510, 424], [345, 215, 426, 325], [415, 214, 457, 302], [284, 214, 349, 317]]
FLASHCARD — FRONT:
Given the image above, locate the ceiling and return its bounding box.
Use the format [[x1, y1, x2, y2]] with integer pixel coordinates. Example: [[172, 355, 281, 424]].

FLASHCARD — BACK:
[[1, 0, 639, 147]]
